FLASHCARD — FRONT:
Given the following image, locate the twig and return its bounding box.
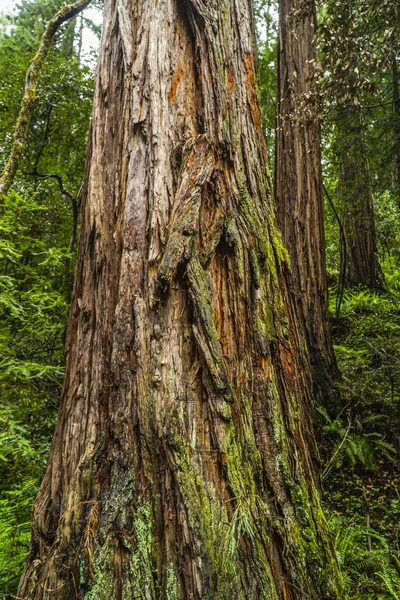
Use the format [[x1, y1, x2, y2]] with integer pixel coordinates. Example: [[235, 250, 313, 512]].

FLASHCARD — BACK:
[[322, 420, 351, 481]]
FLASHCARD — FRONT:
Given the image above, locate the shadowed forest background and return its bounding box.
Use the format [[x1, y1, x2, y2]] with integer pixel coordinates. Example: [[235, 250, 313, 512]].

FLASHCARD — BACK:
[[0, 0, 399, 598]]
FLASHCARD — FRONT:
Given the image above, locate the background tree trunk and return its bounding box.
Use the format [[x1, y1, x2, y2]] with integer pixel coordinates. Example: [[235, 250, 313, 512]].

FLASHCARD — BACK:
[[393, 57, 400, 209], [337, 108, 383, 289], [19, 0, 343, 598], [275, 0, 339, 403]]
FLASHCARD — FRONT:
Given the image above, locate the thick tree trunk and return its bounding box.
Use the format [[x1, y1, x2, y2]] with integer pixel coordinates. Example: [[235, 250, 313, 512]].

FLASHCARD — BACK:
[[337, 109, 383, 289], [275, 0, 339, 403], [19, 1, 343, 599]]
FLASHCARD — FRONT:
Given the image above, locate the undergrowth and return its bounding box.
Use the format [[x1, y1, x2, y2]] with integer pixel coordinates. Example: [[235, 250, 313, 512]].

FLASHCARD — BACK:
[[320, 281, 400, 599]]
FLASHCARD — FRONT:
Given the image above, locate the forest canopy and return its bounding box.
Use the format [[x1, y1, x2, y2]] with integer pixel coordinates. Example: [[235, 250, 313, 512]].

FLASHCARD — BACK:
[[0, 0, 399, 598]]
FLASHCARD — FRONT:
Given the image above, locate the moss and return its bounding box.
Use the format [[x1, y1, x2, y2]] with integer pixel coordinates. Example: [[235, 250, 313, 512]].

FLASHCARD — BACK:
[[253, 285, 276, 352], [83, 501, 157, 600], [258, 368, 343, 597], [80, 401, 343, 600], [237, 176, 290, 285], [124, 504, 156, 600], [165, 562, 180, 600], [157, 201, 200, 289], [199, 213, 226, 265], [265, 374, 293, 486], [188, 257, 233, 403], [83, 542, 117, 600], [82, 472, 156, 600], [271, 224, 290, 268], [163, 408, 279, 599], [188, 257, 220, 347], [221, 495, 277, 600], [233, 177, 293, 349], [293, 491, 344, 598]]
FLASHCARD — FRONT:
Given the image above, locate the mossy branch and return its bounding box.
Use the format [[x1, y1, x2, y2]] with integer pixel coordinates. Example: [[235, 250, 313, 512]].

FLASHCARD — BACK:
[[0, 0, 92, 202]]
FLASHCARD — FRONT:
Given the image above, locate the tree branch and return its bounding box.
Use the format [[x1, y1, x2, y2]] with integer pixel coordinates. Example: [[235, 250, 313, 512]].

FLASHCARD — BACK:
[[27, 169, 82, 252], [0, 0, 92, 202]]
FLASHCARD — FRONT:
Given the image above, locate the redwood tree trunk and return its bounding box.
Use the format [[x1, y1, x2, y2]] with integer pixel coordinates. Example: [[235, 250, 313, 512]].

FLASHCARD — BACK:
[[275, 0, 339, 403], [338, 108, 383, 289], [393, 57, 400, 208], [19, 1, 343, 598]]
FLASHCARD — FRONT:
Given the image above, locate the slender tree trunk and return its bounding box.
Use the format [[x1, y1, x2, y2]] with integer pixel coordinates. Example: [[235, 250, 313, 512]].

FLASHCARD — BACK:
[[275, 0, 339, 403], [337, 108, 383, 289], [393, 57, 400, 209], [19, 1, 343, 599]]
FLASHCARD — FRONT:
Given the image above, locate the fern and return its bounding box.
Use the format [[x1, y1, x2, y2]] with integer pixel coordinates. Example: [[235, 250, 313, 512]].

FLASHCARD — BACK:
[[222, 494, 267, 565], [377, 565, 400, 600]]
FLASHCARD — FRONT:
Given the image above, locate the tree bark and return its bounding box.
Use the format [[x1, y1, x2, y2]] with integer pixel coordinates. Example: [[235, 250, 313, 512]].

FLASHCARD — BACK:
[[275, 0, 339, 403], [393, 57, 400, 209], [337, 108, 383, 289], [19, 1, 343, 599]]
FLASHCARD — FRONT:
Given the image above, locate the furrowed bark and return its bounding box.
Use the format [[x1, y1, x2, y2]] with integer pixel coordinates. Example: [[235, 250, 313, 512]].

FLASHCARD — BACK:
[[19, 0, 344, 598], [275, 0, 339, 403], [0, 0, 91, 203], [393, 57, 400, 209], [337, 107, 383, 289]]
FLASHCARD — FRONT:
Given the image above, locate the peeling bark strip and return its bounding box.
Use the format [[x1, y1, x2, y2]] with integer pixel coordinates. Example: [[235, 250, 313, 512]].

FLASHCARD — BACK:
[[275, 0, 339, 403], [0, 0, 92, 202], [19, 1, 343, 599]]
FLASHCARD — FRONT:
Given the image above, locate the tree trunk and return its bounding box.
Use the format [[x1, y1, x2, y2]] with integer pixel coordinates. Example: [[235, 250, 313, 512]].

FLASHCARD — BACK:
[[393, 57, 400, 209], [337, 108, 383, 289], [275, 0, 339, 404], [19, 1, 343, 599]]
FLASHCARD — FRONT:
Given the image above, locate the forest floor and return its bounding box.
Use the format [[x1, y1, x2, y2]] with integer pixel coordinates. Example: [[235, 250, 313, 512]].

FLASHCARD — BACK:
[[320, 273, 400, 599]]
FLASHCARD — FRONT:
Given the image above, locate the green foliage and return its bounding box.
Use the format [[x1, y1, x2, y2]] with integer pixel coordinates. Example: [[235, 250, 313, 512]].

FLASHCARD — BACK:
[[0, 190, 67, 596], [322, 287, 400, 469], [328, 513, 400, 599], [222, 495, 258, 565], [254, 0, 278, 166], [319, 280, 400, 599], [318, 7, 400, 568], [0, 0, 399, 597], [319, 0, 400, 289], [0, 478, 36, 593], [0, 0, 97, 594]]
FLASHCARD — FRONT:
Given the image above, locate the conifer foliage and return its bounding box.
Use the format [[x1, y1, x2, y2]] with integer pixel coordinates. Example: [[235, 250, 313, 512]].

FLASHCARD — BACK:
[[0, 1, 96, 594]]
